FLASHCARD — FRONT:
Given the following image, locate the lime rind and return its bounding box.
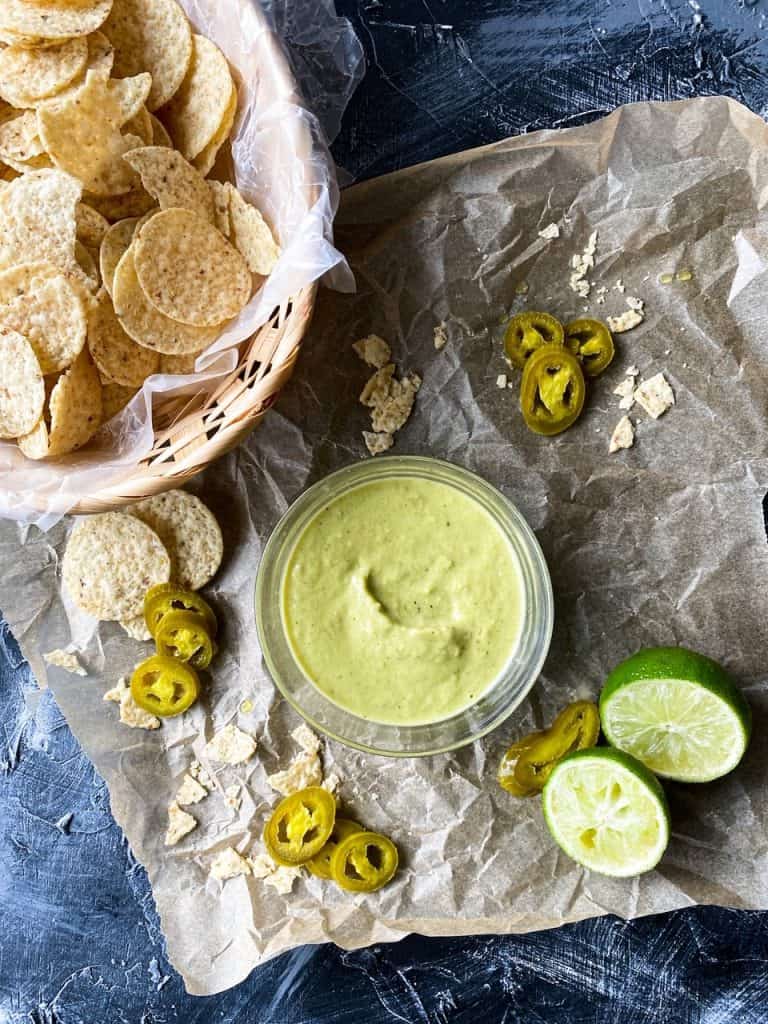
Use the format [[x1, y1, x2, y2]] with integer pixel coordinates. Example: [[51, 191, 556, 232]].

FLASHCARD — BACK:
[[600, 647, 751, 783], [542, 747, 670, 878]]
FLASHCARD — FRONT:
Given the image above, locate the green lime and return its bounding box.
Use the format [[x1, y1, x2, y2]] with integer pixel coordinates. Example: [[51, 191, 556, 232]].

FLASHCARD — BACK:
[[542, 747, 670, 877], [599, 647, 751, 783]]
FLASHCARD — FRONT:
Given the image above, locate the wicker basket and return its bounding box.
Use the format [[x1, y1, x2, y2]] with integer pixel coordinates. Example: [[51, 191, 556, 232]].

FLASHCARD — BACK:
[[71, 8, 318, 514]]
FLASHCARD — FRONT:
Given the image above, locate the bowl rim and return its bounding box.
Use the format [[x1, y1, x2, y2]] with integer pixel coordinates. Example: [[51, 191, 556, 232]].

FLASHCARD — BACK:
[[255, 455, 554, 757]]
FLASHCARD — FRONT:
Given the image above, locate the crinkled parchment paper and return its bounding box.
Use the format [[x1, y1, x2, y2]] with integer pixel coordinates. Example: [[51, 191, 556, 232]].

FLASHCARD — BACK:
[[3, 95, 768, 995]]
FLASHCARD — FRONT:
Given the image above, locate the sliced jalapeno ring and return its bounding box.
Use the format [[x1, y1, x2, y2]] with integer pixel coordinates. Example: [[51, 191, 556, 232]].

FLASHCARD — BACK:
[[565, 318, 615, 377], [520, 342, 586, 436], [306, 818, 364, 879], [504, 311, 565, 370], [264, 787, 337, 867], [513, 701, 600, 792], [144, 582, 217, 639], [130, 653, 200, 717], [155, 610, 216, 669], [329, 831, 399, 893], [498, 730, 548, 797]]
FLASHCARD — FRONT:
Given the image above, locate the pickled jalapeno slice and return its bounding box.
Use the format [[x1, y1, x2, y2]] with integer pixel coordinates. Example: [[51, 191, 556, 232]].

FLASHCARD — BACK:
[[264, 787, 337, 866], [520, 343, 586, 436], [155, 610, 216, 669], [513, 701, 601, 792], [504, 311, 565, 370], [130, 654, 200, 717], [565, 318, 615, 377], [143, 582, 217, 639], [329, 830, 399, 893]]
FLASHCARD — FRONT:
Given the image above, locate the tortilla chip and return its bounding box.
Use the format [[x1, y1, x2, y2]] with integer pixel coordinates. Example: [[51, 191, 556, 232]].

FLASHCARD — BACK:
[[191, 81, 236, 177], [149, 113, 173, 148], [208, 180, 230, 237], [0, 110, 46, 166], [85, 185, 154, 222], [105, 0, 192, 111], [133, 208, 251, 327], [88, 287, 159, 386], [17, 416, 50, 459], [0, 261, 87, 373], [0, 169, 81, 280], [0, 36, 88, 108], [0, 0, 113, 42], [75, 240, 100, 290], [99, 216, 138, 296], [123, 146, 214, 221], [76, 202, 110, 249], [47, 347, 102, 455], [62, 510, 170, 619], [129, 489, 223, 590], [159, 351, 201, 374], [161, 34, 234, 161], [223, 182, 280, 275], [0, 327, 45, 437], [37, 68, 150, 195], [112, 246, 221, 354]]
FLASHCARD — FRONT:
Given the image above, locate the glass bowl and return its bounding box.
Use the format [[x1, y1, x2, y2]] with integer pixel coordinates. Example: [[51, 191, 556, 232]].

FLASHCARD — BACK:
[[255, 456, 553, 757]]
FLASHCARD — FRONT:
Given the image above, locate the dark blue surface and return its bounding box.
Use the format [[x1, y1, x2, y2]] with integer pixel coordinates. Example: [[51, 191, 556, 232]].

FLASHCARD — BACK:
[[5, 1, 768, 1020]]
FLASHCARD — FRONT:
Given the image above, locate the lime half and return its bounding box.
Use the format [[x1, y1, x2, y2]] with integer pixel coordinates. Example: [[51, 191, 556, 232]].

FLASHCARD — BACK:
[[542, 748, 670, 877], [600, 647, 751, 783]]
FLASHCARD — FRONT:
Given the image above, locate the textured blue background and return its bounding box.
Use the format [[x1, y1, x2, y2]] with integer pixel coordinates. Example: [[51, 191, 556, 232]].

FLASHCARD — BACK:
[[4, 1, 768, 1020]]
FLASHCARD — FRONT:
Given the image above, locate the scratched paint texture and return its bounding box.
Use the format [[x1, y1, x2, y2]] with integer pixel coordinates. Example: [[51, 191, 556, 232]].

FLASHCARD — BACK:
[[4, 0, 768, 1020]]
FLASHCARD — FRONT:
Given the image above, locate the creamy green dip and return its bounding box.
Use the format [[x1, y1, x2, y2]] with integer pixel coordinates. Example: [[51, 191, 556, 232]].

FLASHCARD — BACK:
[[281, 476, 525, 726]]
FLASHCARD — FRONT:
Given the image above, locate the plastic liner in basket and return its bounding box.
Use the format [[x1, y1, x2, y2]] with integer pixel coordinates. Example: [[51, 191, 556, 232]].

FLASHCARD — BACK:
[[0, 0, 363, 528]]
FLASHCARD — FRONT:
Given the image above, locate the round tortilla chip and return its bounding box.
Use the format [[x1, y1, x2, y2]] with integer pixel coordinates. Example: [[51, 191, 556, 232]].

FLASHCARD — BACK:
[[37, 68, 150, 196], [112, 246, 221, 354], [0, 36, 88, 108], [0, 261, 87, 373], [48, 347, 102, 455], [0, 169, 82, 282], [101, 380, 136, 421], [17, 416, 49, 459], [129, 489, 222, 590], [191, 81, 237, 178], [161, 34, 234, 161], [134, 208, 251, 327], [99, 216, 137, 296], [105, 0, 192, 112], [124, 146, 214, 221], [88, 287, 159, 386], [75, 241, 100, 291], [125, 106, 153, 145], [34, 30, 116, 110], [0, 327, 45, 437], [150, 113, 172, 148], [0, 0, 114, 42], [76, 202, 110, 249], [62, 510, 171, 619]]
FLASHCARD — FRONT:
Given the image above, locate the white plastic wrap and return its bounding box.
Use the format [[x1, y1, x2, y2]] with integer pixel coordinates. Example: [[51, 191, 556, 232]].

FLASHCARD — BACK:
[[0, 0, 363, 528]]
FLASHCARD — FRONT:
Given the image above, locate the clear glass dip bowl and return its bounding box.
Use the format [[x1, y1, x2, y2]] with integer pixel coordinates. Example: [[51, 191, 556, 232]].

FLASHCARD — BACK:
[[255, 456, 553, 757]]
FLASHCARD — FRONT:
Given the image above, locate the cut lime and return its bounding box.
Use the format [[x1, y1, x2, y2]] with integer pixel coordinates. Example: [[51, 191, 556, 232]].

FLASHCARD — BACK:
[[599, 647, 751, 783], [542, 747, 670, 877]]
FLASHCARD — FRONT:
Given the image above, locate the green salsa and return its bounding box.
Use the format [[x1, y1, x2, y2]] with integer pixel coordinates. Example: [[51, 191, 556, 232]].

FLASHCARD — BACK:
[[281, 476, 525, 726]]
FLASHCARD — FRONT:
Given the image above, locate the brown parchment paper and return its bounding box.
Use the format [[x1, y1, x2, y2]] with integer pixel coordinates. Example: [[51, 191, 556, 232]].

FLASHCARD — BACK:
[[3, 95, 768, 996]]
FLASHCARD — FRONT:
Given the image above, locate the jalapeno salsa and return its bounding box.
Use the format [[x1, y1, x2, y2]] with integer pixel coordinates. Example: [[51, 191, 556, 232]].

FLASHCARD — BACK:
[[280, 476, 526, 726]]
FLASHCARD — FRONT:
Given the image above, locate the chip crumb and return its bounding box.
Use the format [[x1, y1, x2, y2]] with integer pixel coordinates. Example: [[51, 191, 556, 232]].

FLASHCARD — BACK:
[[626, 295, 644, 313], [103, 675, 160, 730], [189, 760, 213, 790], [322, 771, 341, 794], [224, 784, 242, 812], [538, 222, 560, 240], [496, 373, 508, 389], [43, 648, 86, 676], [606, 308, 644, 334], [204, 724, 257, 765], [165, 801, 197, 847], [119, 615, 152, 642], [609, 416, 635, 453], [353, 334, 391, 369], [363, 430, 394, 456], [210, 847, 250, 881], [433, 321, 448, 350], [634, 372, 675, 419], [627, 364, 639, 377], [613, 378, 636, 411], [267, 749, 323, 796], [614, 279, 626, 293], [249, 851, 301, 895], [291, 723, 322, 754], [176, 773, 208, 806]]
